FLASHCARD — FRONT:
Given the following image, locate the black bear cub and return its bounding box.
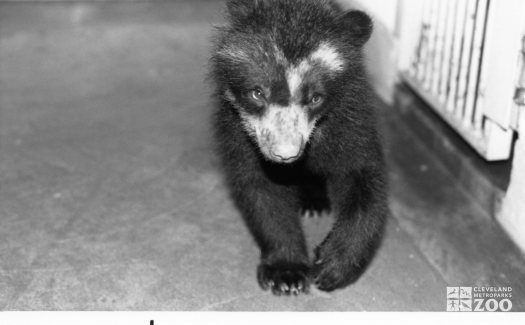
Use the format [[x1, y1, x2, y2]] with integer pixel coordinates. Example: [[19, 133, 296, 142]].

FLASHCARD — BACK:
[[210, 0, 388, 295]]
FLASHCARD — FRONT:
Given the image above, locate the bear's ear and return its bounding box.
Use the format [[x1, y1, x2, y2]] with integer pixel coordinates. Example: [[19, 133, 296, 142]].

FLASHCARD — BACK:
[[226, 0, 259, 19], [337, 10, 373, 47]]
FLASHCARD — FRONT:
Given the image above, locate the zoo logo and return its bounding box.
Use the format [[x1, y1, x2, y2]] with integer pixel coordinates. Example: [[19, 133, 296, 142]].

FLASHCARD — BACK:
[[446, 286, 513, 312]]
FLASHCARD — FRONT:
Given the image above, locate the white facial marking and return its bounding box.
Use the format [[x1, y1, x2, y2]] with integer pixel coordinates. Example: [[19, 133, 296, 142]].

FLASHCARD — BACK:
[[284, 42, 344, 100], [239, 104, 317, 162], [310, 42, 345, 72], [286, 60, 311, 99]]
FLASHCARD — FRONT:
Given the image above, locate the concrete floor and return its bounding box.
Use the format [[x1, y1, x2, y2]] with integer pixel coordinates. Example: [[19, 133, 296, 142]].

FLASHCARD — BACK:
[[0, 1, 524, 311]]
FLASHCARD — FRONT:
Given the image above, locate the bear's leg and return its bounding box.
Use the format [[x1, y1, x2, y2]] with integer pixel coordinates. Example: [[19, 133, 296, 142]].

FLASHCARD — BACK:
[[312, 167, 388, 291], [233, 181, 310, 295]]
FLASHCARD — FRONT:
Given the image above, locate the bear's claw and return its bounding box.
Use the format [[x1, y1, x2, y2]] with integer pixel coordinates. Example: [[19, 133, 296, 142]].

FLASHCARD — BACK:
[[257, 262, 310, 296]]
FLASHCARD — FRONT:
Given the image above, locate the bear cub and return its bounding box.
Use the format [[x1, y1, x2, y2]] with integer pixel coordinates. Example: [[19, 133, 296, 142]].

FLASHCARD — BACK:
[[210, 0, 388, 295]]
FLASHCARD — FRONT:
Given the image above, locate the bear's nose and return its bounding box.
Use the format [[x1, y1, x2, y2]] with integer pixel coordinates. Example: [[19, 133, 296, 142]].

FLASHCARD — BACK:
[[268, 138, 304, 163], [270, 150, 301, 162]]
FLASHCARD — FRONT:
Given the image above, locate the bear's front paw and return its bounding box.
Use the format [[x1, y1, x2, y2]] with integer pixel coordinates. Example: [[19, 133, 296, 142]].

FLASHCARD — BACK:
[[257, 262, 310, 296], [312, 239, 362, 292]]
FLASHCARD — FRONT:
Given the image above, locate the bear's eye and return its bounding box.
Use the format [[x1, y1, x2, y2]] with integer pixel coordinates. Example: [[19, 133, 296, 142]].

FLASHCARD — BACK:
[[250, 88, 265, 102], [311, 94, 324, 105]]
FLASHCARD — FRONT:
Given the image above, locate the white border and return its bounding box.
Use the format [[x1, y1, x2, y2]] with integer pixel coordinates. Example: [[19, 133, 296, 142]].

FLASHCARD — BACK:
[[0, 312, 524, 325]]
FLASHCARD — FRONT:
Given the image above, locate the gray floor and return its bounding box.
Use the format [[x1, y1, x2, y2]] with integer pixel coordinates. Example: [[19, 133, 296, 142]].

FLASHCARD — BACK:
[[1, 1, 524, 311]]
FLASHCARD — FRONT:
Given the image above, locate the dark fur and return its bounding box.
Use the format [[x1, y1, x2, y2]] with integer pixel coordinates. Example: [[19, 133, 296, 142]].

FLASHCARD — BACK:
[[210, 0, 388, 294]]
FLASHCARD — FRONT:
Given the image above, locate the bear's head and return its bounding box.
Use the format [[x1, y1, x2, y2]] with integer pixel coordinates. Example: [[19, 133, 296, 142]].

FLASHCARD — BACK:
[[211, 0, 373, 163]]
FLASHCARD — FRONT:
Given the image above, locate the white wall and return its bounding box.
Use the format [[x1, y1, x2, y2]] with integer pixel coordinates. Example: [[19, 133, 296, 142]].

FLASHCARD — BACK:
[[498, 111, 525, 253]]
